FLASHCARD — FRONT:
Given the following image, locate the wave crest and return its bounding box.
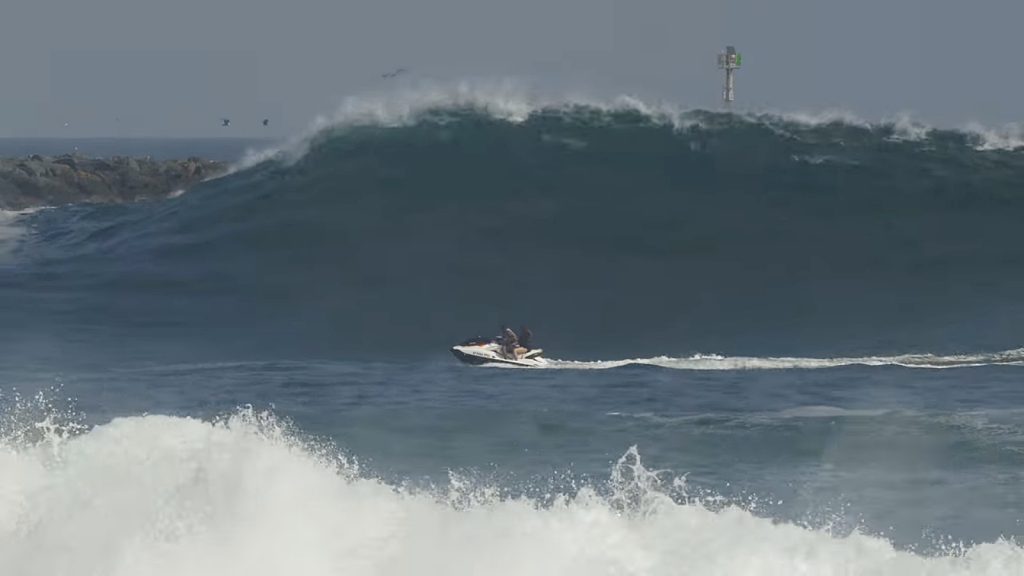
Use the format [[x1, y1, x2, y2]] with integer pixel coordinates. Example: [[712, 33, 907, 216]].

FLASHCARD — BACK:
[[230, 83, 1024, 172]]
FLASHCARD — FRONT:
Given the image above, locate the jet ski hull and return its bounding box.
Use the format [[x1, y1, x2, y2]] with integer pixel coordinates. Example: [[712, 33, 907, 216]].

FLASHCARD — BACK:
[[450, 343, 545, 367], [451, 346, 494, 366]]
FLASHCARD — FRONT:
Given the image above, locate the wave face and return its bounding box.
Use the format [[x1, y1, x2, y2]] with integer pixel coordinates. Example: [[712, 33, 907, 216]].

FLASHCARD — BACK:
[[1, 408, 1021, 576], [5, 102, 1024, 362]]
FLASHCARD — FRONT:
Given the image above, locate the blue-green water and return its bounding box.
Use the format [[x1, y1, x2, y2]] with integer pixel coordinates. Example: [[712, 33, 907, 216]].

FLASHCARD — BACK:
[[2, 104, 1023, 575]]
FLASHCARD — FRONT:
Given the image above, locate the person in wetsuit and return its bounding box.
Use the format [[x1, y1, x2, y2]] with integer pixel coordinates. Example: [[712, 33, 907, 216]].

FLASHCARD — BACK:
[[518, 326, 533, 351]]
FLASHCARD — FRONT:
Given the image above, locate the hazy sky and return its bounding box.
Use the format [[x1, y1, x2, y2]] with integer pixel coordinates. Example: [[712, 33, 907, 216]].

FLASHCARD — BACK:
[[1, 0, 1020, 137]]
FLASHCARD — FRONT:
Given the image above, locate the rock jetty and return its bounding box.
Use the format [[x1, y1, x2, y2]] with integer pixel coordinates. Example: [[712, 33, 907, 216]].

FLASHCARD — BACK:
[[0, 154, 227, 210]]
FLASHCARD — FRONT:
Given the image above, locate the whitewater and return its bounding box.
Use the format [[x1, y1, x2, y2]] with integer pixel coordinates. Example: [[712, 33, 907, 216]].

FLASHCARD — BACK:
[[1, 407, 1021, 576]]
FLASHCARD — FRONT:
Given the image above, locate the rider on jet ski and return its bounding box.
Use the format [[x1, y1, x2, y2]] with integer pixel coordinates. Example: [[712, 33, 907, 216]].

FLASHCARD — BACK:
[[498, 326, 535, 360], [450, 326, 542, 366]]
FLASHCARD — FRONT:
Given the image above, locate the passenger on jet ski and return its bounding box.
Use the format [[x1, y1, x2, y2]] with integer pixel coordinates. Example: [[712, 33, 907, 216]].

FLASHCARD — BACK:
[[501, 327, 519, 360]]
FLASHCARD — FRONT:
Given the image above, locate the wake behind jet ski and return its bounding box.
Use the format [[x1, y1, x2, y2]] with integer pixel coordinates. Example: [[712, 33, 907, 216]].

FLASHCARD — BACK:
[[451, 327, 545, 367]]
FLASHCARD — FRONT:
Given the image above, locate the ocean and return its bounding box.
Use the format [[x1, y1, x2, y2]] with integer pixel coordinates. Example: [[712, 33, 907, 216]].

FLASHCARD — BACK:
[[2, 93, 1023, 574]]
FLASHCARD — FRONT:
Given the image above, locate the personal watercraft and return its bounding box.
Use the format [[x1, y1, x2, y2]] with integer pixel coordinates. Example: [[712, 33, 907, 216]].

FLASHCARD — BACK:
[[450, 336, 546, 367]]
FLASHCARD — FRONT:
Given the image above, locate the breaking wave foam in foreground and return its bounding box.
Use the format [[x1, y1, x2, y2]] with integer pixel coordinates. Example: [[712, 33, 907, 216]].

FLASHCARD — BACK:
[[539, 348, 1024, 370], [0, 406, 1021, 576]]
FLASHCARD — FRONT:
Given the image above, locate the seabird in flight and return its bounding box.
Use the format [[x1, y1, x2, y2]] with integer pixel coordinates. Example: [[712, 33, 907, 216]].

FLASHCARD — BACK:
[[381, 67, 407, 79]]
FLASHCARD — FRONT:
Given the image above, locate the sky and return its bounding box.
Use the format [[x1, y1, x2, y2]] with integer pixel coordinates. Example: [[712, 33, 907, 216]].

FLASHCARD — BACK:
[[0, 0, 1021, 137]]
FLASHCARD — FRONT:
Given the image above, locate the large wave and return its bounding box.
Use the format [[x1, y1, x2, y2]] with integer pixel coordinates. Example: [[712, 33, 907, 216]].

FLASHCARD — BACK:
[[4, 89, 1024, 363], [229, 84, 1024, 168], [1, 404, 1021, 576]]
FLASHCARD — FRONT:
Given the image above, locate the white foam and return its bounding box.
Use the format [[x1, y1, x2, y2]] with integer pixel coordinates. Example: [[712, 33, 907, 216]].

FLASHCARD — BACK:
[[611, 406, 907, 426], [790, 154, 858, 166], [0, 208, 41, 263], [762, 108, 872, 129], [542, 348, 1024, 370], [0, 409, 1020, 576], [963, 122, 1024, 151], [774, 406, 899, 419], [884, 113, 933, 142]]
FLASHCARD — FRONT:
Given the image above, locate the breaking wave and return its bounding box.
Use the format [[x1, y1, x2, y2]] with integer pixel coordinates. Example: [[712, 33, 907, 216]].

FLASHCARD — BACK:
[[1, 401, 1021, 576], [5, 87, 1024, 362], [232, 84, 1024, 170]]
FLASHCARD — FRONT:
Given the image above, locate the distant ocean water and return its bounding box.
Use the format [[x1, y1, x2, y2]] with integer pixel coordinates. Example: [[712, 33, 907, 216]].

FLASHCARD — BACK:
[[2, 93, 1023, 574]]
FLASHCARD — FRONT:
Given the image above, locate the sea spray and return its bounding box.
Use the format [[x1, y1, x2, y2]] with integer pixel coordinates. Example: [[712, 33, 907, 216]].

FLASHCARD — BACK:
[[1, 399, 1022, 576]]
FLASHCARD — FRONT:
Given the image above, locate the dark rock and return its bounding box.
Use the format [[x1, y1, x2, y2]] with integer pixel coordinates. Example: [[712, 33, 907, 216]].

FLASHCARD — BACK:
[[0, 154, 228, 210]]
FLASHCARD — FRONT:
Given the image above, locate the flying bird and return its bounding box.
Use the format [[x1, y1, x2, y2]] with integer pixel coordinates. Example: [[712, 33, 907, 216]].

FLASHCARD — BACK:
[[221, 118, 231, 127], [381, 67, 407, 79], [262, 118, 269, 127]]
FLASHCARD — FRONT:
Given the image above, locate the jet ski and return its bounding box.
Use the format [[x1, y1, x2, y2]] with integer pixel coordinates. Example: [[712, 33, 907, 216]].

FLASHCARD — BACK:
[[450, 336, 546, 367]]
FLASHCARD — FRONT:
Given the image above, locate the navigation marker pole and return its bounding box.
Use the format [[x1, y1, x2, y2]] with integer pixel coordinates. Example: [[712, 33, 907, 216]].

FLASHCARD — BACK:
[[717, 46, 742, 109]]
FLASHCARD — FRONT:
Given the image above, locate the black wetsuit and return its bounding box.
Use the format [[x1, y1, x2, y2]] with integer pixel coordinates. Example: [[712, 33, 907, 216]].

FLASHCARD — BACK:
[[519, 327, 533, 351]]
